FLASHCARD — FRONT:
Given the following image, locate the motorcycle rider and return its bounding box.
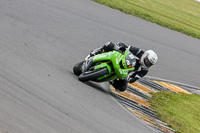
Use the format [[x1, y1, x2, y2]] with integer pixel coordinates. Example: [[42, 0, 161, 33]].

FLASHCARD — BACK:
[[85, 42, 158, 92]]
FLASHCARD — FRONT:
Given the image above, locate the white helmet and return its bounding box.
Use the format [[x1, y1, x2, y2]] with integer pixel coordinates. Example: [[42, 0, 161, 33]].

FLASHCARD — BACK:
[[140, 50, 158, 69]]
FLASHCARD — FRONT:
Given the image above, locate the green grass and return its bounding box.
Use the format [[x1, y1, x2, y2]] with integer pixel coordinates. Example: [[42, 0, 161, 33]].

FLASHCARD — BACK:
[[92, 0, 200, 39], [150, 92, 200, 133]]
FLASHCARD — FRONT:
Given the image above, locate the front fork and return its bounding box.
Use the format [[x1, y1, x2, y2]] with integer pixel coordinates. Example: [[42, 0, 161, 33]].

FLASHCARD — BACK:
[[82, 57, 94, 72]]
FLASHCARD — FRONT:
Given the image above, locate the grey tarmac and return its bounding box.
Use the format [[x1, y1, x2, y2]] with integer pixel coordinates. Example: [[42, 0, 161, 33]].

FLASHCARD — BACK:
[[0, 0, 200, 133]]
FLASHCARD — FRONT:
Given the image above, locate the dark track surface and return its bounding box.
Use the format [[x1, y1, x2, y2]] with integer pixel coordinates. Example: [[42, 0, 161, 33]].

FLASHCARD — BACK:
[[0, 0, 200, 133]]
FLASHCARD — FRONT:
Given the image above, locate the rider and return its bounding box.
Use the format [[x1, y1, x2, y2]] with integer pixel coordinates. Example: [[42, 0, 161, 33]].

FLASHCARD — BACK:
[[85, 42, 158, 92]]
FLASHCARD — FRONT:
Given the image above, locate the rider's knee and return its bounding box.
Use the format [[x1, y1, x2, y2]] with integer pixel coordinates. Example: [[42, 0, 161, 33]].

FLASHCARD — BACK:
[[103, 42, 115, 52], [116, 86, 127, 92], [110, 79, 127, 92]]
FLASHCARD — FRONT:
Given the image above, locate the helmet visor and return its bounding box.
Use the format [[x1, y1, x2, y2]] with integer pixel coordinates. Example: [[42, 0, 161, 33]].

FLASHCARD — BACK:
[[143, 55, 153, 68]]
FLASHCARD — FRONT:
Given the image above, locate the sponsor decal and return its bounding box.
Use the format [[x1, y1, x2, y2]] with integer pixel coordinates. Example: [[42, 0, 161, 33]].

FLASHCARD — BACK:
[[132, 61, 136, 66], [98, 54, 106, 58], [129, 54, 135, 59], [126, 60, 130, 65], [119, 69, 122, 74], [119, 56, 123, 61], [122, 70, 128, 74]]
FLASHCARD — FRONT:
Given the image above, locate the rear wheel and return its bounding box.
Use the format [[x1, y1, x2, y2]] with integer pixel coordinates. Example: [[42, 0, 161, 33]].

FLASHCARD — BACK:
[[73, 61, 85, 76], [79, 67, 108, 82]]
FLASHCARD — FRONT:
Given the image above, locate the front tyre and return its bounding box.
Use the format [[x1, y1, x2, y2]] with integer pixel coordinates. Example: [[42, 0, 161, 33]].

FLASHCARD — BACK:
[[73, 61, 85, 76], [79, 67, 108, 82]]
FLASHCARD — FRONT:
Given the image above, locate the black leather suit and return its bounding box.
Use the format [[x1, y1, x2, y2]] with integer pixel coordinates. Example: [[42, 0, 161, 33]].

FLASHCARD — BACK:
[[101, 42, 148, 92]]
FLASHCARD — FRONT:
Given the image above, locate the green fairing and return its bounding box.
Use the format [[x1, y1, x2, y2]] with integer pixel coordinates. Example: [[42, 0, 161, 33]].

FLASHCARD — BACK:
[[92, 49, 135, 82]]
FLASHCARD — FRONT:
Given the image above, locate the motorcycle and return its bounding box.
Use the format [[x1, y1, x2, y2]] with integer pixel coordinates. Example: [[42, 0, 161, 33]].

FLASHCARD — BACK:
[[73, 46, 136, 82]]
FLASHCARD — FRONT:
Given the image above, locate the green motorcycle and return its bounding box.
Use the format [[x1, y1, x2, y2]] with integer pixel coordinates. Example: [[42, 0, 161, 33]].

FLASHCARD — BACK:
[[73, 47, 136, 82]]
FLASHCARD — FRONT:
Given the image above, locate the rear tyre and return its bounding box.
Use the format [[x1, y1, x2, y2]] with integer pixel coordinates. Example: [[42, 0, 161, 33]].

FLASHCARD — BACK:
[[73, 61, 85, 76], [79, 67, 108, 82]]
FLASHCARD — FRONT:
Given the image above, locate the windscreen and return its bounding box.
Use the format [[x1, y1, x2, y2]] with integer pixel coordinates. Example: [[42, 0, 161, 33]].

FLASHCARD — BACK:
[[125, 52, 136, 68]]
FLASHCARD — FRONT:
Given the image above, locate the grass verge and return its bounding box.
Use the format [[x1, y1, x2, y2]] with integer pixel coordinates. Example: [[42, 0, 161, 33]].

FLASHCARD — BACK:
[[92, 0, 200, 39], [150, 92, 200, 133]]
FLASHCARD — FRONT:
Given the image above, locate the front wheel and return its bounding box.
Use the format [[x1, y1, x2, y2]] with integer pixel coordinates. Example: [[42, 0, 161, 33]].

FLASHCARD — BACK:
[[79, 67, 109, 82], [73, 61, 85, 76]]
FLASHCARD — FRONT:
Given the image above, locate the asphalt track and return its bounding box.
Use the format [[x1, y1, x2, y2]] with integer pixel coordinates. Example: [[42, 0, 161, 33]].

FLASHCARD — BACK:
[[0, 0, 200, 133]]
